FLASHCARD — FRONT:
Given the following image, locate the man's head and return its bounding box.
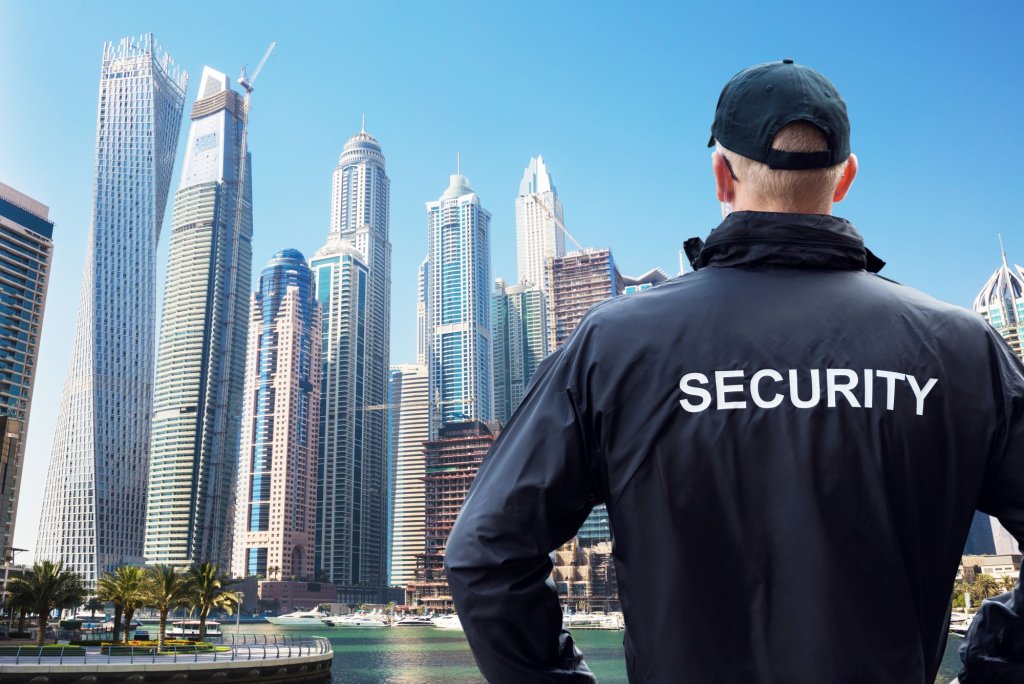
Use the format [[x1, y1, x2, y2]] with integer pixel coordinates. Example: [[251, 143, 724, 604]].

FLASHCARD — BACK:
[[708, 60, 858, 215]]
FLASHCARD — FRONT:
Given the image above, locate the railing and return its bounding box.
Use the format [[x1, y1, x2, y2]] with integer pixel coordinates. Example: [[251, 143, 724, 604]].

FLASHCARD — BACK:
[[0, 634, 332, 665]]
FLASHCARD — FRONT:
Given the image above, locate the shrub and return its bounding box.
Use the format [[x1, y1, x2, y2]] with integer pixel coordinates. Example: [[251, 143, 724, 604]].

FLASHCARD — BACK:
[[58, 620, 83, 630]]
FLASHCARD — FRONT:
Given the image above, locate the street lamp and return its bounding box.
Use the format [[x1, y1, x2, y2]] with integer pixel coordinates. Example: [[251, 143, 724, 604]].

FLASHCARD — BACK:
[[235, 592, 245, 640], [2, 547, 27, 629]]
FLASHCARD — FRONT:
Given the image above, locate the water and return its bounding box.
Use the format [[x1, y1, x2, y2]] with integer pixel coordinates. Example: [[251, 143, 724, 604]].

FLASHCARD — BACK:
[[226, 622, 964, 683]]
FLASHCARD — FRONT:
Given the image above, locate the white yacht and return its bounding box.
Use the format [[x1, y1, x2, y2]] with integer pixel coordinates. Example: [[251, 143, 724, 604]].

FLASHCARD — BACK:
[[562, 612, 623, 630], [266, 609, 330, 626], [394, 615, 435, 627], [432, 614, 463, 630], [168, 620, 221, 637], [323, 613, 390, 628], [949, 612, 974, 637]]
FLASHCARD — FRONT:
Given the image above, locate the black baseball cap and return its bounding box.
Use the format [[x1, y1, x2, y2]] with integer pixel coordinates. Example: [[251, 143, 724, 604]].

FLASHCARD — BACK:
[[708, 59, 850, 170]]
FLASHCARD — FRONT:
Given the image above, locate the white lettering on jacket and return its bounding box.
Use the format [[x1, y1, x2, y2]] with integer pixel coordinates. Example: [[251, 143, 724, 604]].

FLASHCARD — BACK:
[[678, 369, 938, 416]]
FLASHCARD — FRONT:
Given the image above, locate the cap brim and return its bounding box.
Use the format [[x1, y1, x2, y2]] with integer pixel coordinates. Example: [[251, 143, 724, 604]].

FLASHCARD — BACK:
[[707, 135, 716, 148]]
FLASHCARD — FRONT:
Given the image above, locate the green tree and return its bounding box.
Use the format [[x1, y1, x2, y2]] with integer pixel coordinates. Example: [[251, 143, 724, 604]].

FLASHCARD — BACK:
[[7, 560, 86, 646], [1002, 575, 1018, 592], [84, 596, 104, 620], [187, 562, 240, 641], [97, 565, 148, 642], [973, 573, 1001, 601], [145, 565, 192, 651]]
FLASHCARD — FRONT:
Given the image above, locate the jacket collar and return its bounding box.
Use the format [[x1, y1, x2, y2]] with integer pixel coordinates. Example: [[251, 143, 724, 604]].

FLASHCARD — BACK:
[[686, 211, 885, 273]]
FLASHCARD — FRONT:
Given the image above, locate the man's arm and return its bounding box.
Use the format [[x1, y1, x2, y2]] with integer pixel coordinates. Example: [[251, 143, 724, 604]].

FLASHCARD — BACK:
[[960, 336, 1024, 684], [444, 335, 602, 683]]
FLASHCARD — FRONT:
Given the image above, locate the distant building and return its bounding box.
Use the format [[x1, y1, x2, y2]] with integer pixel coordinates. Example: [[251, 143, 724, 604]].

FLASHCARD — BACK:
[[324, 125, 392, 601], [516, 156, 564, 291], [974, 240, 1023, 360], [231, 250, 321, 584], [145, 67, 253, 569], [547, 248, 624, 350], [257, 580, 337, 613], [622, 268, 669, 295], [492, 279, 548, 424], [425, 173, 493, 433], [408, 421, 497, 610], [971, 242, 1024, 555], [416, 257, 429, 365], [0, 183, 54, 557], [958, 554, 1022, 583], [37, 35, 187, 583], [551, 539, 620, 613], [388, 364, 430, 586]]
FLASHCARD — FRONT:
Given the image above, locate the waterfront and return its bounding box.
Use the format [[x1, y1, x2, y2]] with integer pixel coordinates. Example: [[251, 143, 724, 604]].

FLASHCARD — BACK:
[[216, 622, 964, 683]]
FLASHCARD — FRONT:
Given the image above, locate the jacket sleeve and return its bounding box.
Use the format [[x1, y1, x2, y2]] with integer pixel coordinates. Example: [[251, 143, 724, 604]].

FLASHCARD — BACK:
[[960, 336, 1024, 684], [444, 334, 602, 683]]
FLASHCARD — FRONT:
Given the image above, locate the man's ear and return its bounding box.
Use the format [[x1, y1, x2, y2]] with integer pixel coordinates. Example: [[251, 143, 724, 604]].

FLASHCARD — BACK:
[[712, 151, 735, 203], [833, 153, 858, 203]]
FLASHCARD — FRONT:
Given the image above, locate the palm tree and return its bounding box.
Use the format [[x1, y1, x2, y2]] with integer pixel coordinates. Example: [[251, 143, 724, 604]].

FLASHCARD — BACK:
[[973, 573, 1001, 601], [7, 560, 86, 646], [97, 565, 148, 642], [187, 562, 240, 640], [145, 565, 192, 651], [84, 596, 104, 621], [1002, 575, 1018, 592]]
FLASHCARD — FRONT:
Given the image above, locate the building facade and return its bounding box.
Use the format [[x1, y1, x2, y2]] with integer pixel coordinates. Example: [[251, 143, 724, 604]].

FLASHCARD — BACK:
[[37, 35, 186, 583], [231, 250, 321, 583], [416, 257, 428, 366], [310, 235, 381, 602], [516, 156, 564, 290], [970, 242, 1024, 555], [547, 248, 624, 350], [974, 242, 1024, 360], [319, 127, 391, 601], [387, 364, 429, 587], [492, 279, 548, 425], [425, 173, 493, 434], [0, 183, 55, 556], [408, 420, 496, 609], [145, 67, 253, 569]]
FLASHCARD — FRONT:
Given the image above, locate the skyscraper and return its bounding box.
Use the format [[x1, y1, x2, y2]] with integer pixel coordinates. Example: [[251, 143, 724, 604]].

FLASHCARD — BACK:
[[387, 364, 429, 587], [0, 183, 55, 556], [547, 248, 624, 349], [416, 257, 429, 366], [492, 279, 548, 425], [974, 240, 1024, 360], [310, 234, 379, 602], [319, 126, 390, 601], [426, 172, 493, 433], [145, 67, 253, 569], [231, 250, 321, 582], [407, 420, 496, 610], [516, 156, 564, 290], [37, 35, 186, 583], [970, 241, 1024, 555]]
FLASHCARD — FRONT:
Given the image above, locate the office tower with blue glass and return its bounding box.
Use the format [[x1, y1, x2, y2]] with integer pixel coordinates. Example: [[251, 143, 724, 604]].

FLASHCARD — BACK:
[[425, 172, 493, 435], [492, 278, 548, 425], [37, 35, 186, 583], [0, 183, 55, 557], [231, 250, 321, 582], [145, 67, 254, 570]]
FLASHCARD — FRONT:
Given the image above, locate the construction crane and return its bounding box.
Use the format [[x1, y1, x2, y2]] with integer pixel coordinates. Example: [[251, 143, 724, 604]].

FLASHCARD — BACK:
[[529, 191, 584, 251]]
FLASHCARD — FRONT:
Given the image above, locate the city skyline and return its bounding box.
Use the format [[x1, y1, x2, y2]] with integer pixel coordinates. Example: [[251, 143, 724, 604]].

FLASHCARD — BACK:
[[3, 3, 1023, 558]]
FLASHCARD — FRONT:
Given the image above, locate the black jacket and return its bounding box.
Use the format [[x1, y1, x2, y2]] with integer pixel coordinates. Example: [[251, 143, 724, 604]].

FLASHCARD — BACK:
[[444, 211, 1024, 683]]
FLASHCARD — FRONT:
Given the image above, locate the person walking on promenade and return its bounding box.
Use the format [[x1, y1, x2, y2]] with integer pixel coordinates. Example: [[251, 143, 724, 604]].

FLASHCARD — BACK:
[[445, 60, 1024, 683]]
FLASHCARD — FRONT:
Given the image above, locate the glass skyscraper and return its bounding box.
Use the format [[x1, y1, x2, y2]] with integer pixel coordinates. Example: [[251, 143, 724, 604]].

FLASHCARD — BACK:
[[37, 35, 186, 583], [315, 126, 390, 602], [492, 278, 548, 425], [230, 250, 320, 581], [145, 67, 253, 569], [0, 183, 55, 557], [516, 156, 564, 290], [425, 173, 493, 434]]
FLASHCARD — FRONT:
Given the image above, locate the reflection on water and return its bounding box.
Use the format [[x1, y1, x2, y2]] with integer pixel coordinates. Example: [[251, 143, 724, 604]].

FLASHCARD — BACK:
[[232, 622, 962, 683]]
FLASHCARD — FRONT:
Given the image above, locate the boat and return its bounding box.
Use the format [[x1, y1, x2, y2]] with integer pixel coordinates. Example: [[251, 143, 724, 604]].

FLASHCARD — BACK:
[[266, 609, 330, 626], [431, 614, 463, 630], [323, 613, 390, 628], [167, 620, 221, 638], [562, 612, 623, 630], [394, 615, 435, 627], [949, 612, 974, 637]]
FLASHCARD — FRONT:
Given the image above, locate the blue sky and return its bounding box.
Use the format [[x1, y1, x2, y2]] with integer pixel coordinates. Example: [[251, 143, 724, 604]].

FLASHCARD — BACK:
[[1, 0, 1021, 556]]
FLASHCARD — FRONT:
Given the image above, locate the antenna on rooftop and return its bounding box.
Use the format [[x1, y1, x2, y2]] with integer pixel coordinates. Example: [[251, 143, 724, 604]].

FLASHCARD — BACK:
[[361, 113, 366, 133], [999, 232, 1008, 267]]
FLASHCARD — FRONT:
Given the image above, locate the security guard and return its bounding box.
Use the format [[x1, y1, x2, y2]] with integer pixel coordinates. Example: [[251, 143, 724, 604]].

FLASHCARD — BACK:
[[445, 60, 1024, 683]]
